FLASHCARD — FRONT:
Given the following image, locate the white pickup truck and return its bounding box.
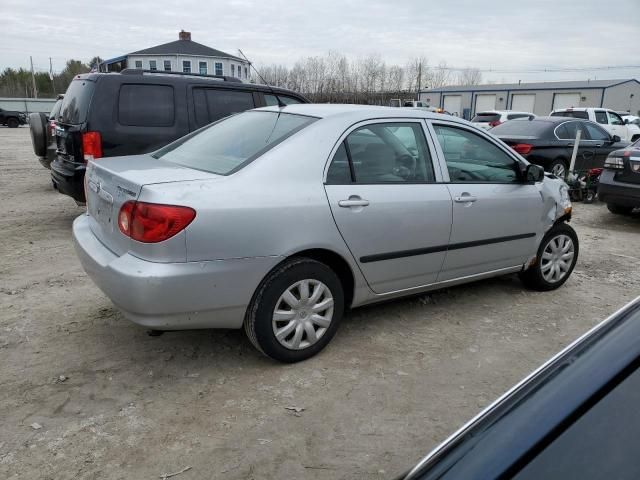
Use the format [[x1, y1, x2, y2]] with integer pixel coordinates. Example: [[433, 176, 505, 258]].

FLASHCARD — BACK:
[[550, 108, 638, 142]]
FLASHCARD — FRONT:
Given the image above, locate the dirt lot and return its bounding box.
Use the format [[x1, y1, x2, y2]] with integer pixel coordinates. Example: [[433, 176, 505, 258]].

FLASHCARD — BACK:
[[1, 126, 639, 480]]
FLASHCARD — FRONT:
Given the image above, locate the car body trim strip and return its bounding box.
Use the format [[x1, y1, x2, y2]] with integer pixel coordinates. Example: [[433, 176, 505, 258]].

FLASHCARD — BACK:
[[359, 233, 536, 264]]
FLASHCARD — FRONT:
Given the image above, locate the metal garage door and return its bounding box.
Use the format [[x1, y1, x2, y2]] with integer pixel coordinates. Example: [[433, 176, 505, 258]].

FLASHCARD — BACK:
[[553, 93, 581, 110], [511, 94, 536, 112], [443, 95, 462, 116], [474, 94, 496, 114]]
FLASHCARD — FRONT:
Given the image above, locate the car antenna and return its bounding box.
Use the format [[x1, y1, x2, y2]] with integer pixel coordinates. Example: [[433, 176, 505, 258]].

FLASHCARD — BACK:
[[238, 49, 286, 109]]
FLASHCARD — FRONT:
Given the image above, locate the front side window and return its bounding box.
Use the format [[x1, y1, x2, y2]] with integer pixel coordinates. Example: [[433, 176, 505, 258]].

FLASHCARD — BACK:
[[327, 123, 435, 184], [583, 122, 610, 141], [199, 61, 207, 75], [608, 111, 624, 125], [595, 111, 608, 124], [134, 60, 142, 69], [155, 111, 316, 175], [182, 61, 191, 73], [163, 60, 171, 71], [149, 60, 157, 71], [433, 124, 520, 183], [215, 62, 223, 76]]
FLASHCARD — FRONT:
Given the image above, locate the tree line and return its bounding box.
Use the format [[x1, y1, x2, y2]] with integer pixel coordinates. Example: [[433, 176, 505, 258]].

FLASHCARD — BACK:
[[0, 57, 102, 98], [251, 52, 482, 104]]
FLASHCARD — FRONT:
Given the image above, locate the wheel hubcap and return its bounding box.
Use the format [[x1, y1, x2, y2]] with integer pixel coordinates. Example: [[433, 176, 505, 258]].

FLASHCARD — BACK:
[[540, 234, 574, 283], [551, 163, 566, 178], [272, 279, 334, 350]]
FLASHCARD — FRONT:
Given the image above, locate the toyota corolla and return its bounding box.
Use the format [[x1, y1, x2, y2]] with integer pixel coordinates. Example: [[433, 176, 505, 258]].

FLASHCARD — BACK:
[[73, 104, 577, 362]]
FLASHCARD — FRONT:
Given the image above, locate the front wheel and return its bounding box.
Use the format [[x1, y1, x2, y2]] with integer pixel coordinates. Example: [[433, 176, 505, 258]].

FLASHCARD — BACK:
[[548, 159, 567, 179], [7, 117, 19, 128], [520, 223, 579, 291], [244, 258, 344, 363]]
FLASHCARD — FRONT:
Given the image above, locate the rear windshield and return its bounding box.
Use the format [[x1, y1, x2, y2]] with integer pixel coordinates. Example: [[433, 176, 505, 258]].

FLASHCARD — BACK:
[[472, 113, 500, 122], [490, 119, 552, 136], [550, 111, 589, 119], [59, 79, 95, 124], [154, 111, 317, 175]]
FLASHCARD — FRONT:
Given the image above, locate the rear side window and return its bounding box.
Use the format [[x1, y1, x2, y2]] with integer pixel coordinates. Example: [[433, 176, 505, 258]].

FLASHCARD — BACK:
[[595, 111, 608, 124], [155, 111, 316, 175], [556, 121, 587, 140], [551, 110, 589, 119], [59, 79, 95, 124], [118, 84, 174, 127], [193, 88, 255, 126]]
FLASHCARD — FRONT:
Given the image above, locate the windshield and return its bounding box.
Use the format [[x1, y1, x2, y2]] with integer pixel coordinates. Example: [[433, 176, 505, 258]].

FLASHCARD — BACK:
[[472, 113, 500, 122], [491, 119, 552, 136], [59, 79, 95, 124], [155, 111, 317, 175], [550, 111, 589, 119]]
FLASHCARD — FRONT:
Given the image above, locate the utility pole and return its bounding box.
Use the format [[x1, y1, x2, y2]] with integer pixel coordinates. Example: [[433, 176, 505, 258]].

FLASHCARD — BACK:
[[416, 61, 422, 101], [49, 57, 56, 94], [30, 56, 38, 98]]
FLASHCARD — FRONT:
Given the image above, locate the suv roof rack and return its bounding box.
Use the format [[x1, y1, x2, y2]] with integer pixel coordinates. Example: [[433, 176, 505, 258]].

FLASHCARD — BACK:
[[119, 69, 242, 83]]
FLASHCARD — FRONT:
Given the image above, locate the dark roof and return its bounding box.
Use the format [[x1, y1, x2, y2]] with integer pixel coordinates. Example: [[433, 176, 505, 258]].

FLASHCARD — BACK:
[[129, 39, 244, 62], [421, 78, 640, 93]]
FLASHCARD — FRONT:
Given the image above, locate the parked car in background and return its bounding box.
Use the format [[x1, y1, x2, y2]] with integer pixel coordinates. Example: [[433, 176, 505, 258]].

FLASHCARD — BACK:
[[621, 114, 640, 142], [599, 138, 640, 214], [51, 69, 308, 204], [73, 104, 577, 363], [0, 107, 27, 128], [399, 297, 640, 480], [491, 116, 629, 177], [471, 110, 535, 130], [550, 107, 636, 142], [29, 94, 64, 169]]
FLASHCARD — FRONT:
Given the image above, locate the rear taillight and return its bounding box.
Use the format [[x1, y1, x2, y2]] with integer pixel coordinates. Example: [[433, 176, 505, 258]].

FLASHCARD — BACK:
[[118, 201, 196, 243], [489, 120, 502, 127], [49, 120, 56, 136], [604, 156, 624, 170], [512, 143, 533, 155], [82, 131, 102, 162]]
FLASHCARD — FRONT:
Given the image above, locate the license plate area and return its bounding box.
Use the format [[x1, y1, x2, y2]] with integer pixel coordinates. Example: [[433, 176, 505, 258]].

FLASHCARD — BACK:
[[630, 160, 640, 173], [87, 181, 114, 229]]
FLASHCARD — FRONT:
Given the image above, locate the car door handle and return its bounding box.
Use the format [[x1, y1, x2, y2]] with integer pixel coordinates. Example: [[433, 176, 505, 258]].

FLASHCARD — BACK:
[[338, 198, 370, 208], [454, 195, 477, 203], [595, 143, 603, 147]]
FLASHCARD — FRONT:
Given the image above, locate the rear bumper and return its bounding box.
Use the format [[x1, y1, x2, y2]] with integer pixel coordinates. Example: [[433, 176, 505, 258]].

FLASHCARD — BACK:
[[598, 171, 640, 207], [51, 158, 86, 202], [72, 214, 282, 330]]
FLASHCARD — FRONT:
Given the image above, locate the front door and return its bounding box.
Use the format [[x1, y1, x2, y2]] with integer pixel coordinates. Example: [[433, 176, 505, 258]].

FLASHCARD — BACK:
[[324, 120, 453, 294], [429, 122, 544, 281]]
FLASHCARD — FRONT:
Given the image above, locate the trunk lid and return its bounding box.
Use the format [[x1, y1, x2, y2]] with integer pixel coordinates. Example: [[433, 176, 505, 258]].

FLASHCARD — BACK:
[[85, 154, 221, 256]]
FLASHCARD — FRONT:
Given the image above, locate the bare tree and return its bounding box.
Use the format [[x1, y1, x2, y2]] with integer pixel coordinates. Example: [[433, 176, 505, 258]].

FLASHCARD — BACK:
[[456, 67, 482, 86]]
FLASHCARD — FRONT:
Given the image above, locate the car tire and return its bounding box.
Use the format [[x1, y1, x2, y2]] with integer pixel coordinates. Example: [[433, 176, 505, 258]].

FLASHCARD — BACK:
[[520, 223, 579, 292], [548, 159, 568, 178], [7, 117, 19, 128], [29, 112, 48, 158], [607, 203, 634, 215], [244, 257, 344, 363]]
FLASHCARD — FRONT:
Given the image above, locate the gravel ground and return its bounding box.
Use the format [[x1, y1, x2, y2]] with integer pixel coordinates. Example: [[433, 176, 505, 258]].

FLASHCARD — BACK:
[[1, 126, 639, 480]]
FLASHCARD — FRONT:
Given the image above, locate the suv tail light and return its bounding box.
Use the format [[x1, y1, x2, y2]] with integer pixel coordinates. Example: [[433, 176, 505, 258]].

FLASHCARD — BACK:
[[512, 143, 533, 155], [118, 201, 196, 243], [82, 131, 102, 162], [604, 156, 624, 170], [49, 120, 56, 136], [489, 120, 502, 127]]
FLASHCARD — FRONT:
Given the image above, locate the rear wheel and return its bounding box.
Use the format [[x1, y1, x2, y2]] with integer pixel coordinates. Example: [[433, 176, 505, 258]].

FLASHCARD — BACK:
[[607, 203, 634, 215], [520, 223, 578, 291], [244, 258, 344, 363], [29, 112, 48, 158], [7, 117, 19, 128], [548, 159, 567, 178]]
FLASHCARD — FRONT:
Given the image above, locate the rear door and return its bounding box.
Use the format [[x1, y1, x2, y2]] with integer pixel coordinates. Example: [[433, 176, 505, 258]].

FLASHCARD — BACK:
[[324, 120, 453, 294], [429, 121, 543, 280], [582, 121, 618, 167]]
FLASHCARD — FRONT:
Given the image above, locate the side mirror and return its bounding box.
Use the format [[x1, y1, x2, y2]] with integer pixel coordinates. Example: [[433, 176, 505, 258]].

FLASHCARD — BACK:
[[611, 135, 621, 143], [525, 164, 545, 182]]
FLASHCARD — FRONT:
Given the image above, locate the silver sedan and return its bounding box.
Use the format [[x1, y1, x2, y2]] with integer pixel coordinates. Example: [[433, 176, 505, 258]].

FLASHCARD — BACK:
[[73, 104, 578, 362]]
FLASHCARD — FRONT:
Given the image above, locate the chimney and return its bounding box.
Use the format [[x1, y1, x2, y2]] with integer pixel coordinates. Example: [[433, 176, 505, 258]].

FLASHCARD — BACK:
[[179, 30, 191, 41]]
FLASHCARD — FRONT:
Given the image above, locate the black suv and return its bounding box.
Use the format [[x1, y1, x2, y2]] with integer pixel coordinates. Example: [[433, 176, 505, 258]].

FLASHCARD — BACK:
[[51, 70, 308, 203]]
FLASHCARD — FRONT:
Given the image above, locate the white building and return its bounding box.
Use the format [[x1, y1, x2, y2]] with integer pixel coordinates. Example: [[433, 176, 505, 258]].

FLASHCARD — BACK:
[[101, 31, 250, 81]]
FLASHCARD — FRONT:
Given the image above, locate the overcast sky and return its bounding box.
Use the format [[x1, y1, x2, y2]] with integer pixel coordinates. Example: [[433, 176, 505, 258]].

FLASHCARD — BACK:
[[1, 0, 639, 83]]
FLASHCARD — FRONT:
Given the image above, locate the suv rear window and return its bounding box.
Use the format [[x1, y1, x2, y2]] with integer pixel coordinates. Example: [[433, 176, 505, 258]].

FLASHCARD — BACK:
[[155, 111, 317, 175], [550, 110, 589, 119], [471, 113, 500, 122], [59, 79, 95, 124]]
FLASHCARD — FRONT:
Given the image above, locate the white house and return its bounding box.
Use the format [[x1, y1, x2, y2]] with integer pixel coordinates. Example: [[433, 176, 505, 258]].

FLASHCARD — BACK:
[[100, 31, 250, 81]]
